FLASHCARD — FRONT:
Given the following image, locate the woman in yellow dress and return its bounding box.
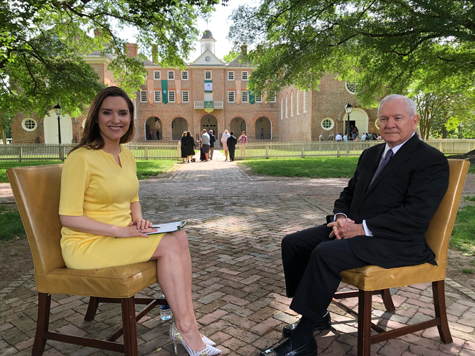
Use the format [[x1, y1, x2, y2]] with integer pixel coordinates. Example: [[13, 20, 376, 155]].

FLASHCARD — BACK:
[[59, 86, 221, 356]]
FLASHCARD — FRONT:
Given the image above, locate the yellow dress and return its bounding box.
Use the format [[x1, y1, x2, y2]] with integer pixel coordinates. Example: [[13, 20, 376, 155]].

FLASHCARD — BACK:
[[59, 146, 164, 269]]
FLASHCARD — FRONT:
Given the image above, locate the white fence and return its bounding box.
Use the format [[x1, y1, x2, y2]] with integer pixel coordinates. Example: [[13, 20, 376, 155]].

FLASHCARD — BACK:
[[0, 139, 473, 162], [0, 142, 181, 161]]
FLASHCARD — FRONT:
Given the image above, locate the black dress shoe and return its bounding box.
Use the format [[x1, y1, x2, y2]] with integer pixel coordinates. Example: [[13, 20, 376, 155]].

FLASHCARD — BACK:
[[282, 313, 331, 337], [260, 338, 318, 356]]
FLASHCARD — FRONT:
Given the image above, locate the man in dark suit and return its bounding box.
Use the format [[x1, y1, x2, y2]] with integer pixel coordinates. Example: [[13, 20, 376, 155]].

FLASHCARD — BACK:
[[261, 94, 449, 356], [227, 132, 238, 161]]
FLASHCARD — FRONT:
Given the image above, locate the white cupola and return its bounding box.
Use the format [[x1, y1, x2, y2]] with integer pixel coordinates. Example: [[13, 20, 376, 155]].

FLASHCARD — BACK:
[[199, 30, 216, 54]]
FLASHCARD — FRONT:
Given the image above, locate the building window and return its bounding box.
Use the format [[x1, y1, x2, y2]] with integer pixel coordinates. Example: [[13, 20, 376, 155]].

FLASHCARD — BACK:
[[241, 71, 248, 81], [181, 71, 188, 80], [140, 90, 147, 102], [286, 95, 289, 118], [242, 91, 249, 103], [205, 70, 212, 80], [345, 81, 358, 95], [154, 90, 161, 102], [291, 92, 294, 117], [169, 90, 175, 102], [153, 70, 161, 80], [255, 93, 262, 103], [296, 90, 300, 115], [269, 91, 276, 103], [281, 100, 284, 120], [182, 91, 189, 103], [168, 71, 175, 80], [22, 118, 37, 131], [321, 118, 334, 130], [228, 71, 234, 81], [228, 91, 235, 103], [303, 91, 307, 112]]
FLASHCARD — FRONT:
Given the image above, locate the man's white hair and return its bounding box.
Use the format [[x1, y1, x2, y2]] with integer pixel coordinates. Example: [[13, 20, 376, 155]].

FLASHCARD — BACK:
[[378, 94, 417, 118]]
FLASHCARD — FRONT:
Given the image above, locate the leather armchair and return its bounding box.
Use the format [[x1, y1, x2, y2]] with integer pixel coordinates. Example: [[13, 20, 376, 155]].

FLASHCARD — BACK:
[[333, 159, 470, 355], [7, 164, 167, 355]]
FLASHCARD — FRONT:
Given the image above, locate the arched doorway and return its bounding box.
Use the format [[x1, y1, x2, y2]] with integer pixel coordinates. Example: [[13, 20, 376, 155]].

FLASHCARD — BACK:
[[255, 117, 271, 140], [345, 108, 368, 137], [200, 114, 218, 138], [230, 117, 246, 136], [145, 117, 162, 140], [44, 110, 73, 144], [171, 117, 188, 140]]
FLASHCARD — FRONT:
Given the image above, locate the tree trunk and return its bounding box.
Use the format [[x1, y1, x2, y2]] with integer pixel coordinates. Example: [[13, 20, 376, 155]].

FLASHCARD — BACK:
[[0, 127, 5, 145]]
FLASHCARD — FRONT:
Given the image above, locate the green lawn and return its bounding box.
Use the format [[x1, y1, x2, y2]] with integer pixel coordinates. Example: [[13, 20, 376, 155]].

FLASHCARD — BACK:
[[239, 157, 360, 178], [450, 196, 475, 253], [0, 160, 177, 183], [135, 160, 175, 179]]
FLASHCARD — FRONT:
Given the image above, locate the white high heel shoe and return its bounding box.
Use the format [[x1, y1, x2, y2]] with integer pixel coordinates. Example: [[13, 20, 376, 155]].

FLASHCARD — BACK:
[[169, 323, 216, 346], [170, 323, 220, 355]]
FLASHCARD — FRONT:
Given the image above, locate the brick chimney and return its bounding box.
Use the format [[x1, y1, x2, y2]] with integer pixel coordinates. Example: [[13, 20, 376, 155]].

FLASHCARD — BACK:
[[125, 43, 138, 58], [152, 44, 158, 63]]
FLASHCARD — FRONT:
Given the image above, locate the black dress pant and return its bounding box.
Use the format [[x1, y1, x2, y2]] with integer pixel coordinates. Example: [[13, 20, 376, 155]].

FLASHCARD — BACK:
[[282, 225, 368, 322], [229, 146, 236, 161]]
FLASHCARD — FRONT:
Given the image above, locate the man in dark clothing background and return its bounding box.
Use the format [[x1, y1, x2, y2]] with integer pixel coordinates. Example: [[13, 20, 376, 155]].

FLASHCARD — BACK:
[[227, 132, 237, 161]]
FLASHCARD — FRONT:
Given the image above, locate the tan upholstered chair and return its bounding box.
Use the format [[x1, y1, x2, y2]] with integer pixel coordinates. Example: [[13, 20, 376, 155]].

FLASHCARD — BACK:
[[7, 164, 167, 356], [333, 159, 470, 356]]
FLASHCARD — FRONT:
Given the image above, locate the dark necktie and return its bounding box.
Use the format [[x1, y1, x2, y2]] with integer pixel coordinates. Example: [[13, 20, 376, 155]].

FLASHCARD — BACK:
[[370, 149, 393, 186]]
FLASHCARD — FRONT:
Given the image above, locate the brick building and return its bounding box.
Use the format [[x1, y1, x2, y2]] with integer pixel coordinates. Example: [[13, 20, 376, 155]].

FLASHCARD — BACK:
[[12, 30, 377, 144]]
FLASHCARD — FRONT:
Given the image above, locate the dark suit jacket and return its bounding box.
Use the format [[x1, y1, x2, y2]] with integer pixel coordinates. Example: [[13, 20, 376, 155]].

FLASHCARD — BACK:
[[333, 135, 449, 269], [227, 136, 237, 148]]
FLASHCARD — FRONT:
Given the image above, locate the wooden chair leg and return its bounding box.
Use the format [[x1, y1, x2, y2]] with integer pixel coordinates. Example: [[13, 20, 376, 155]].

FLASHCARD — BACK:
[[433, 280, 453, 344], [381, 289, 395, 312], [357, 290, 372, 356], [121, 297, 138, 356], [85, 297, 100, 321], [33, 293, 51, 356]]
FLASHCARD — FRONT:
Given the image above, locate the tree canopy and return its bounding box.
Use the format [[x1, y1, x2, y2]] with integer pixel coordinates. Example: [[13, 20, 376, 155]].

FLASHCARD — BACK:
[[1, 0, 220, 120], [229, 0, 475, 106]]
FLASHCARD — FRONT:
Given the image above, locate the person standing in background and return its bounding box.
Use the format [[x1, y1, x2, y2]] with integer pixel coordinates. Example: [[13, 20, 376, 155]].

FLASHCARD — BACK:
[[180, 131, 187, 163], [238, 131, 247, 159], [221, 130, 231, 161], [209, 130, 216, 160], [201, 129, 210, 162], [227, 132, 237, 161], [184, 132, 195, 163]]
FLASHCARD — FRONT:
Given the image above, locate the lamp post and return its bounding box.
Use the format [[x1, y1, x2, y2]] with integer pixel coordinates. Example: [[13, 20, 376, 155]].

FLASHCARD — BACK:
[[53, 103, 62, 144], [344, 102, 353, 139]]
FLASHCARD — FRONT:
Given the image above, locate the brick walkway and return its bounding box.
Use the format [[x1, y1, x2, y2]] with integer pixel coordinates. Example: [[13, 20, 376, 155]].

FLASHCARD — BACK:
[[1, 151, 475, 355]]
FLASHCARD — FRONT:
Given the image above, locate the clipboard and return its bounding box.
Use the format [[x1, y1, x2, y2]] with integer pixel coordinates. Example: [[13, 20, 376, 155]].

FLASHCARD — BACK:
[[143, 220, 188, 235]]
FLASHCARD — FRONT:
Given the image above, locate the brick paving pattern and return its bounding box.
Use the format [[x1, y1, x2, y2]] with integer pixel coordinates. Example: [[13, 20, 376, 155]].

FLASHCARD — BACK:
[[1, 150, 474, 355]]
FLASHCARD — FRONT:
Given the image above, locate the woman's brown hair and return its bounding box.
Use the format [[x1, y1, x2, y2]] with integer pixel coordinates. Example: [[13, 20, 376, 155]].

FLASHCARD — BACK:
[[71, 86, 135, 152]]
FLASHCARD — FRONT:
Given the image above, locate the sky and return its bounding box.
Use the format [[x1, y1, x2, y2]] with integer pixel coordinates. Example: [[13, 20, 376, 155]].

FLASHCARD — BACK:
[[188, 0, 253, 61], [122, 0, 253, 62]]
